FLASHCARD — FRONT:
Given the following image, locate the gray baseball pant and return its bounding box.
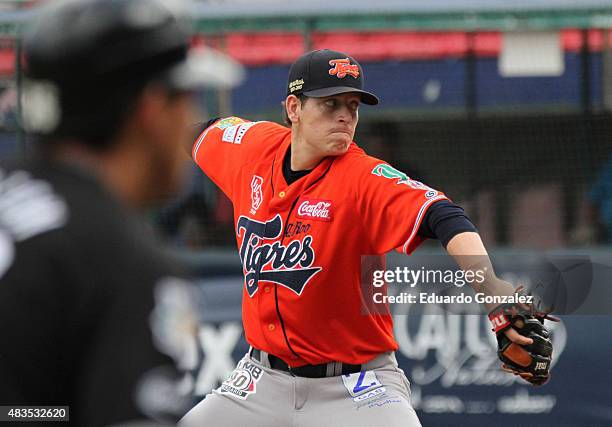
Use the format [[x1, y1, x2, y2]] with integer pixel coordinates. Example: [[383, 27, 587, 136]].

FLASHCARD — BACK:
[[180, 350, 422, 427]]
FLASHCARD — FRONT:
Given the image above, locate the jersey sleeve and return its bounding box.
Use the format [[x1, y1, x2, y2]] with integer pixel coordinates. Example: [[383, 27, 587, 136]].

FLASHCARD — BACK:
[[191, 117, 280, 201], [353, 158, 449, 255]]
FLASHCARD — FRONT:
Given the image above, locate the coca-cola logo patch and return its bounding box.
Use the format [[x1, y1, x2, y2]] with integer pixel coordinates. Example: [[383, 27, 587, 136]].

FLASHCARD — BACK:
[[295, 199, 333, 222]]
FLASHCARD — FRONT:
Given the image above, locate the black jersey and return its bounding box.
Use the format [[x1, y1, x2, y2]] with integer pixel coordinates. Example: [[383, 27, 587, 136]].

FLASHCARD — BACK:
[[0, 157, 194, 426]]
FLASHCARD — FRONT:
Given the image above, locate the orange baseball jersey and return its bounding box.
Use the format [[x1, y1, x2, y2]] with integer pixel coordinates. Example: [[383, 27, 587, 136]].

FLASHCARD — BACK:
[[192, 117, 448, 367]]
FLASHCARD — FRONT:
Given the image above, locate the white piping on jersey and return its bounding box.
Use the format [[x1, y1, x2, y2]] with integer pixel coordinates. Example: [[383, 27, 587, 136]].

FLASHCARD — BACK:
[[401, 194, 448, 254], [192, 120, 269, 160], [192, 124, 215, 161]]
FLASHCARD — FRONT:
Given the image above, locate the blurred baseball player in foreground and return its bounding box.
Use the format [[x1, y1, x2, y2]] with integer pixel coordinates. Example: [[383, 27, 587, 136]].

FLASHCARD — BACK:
[[0, 0, 242, 425], [180, 49, 555, 426]]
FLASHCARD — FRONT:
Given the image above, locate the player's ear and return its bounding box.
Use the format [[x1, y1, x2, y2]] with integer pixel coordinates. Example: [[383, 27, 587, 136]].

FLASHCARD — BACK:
[[285, 95, 301, 124]]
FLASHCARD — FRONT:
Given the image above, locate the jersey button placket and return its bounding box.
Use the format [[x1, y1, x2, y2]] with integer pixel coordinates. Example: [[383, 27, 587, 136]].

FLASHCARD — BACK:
[[268, 323, 276, 331]]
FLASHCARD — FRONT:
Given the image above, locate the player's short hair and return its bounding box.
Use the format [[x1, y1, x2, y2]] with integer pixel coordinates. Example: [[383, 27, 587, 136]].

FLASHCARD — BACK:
[[283, 94, 309, 126]]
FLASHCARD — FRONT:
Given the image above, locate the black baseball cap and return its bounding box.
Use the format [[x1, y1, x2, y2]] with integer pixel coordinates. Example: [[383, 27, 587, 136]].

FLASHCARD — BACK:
[[287, 49, 379, 105], [22, 0, 244, 134]]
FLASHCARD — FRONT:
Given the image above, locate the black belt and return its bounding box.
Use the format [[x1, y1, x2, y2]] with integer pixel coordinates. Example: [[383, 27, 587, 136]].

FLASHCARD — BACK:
[[250, 348, 361, 378]]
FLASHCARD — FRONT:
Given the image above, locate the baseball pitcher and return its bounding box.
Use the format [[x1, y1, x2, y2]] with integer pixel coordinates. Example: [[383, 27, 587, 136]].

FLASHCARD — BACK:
[[180, 49, 555, 427]]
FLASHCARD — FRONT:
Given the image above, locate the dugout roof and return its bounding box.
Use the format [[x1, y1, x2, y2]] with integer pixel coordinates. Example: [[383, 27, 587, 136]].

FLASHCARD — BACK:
[[190, 0, 612, 33]]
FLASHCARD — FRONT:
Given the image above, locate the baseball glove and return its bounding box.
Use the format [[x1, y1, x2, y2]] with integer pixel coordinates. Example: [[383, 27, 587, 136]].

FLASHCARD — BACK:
[[488, 291, 558, 386]]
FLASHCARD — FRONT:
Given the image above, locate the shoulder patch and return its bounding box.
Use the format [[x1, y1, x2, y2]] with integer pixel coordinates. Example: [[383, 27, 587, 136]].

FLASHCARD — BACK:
[[371, 163, 411, 184], [214, 117, 248, 130], [222, 122, 260, 144], [371, 163, 438, 197]]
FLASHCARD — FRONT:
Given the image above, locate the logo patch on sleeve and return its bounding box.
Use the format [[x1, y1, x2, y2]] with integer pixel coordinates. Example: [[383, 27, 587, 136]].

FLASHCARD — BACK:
[[222, 122, 259, 144], [371, 163, 438, 198], [218, 359, 264, 400], [215, 117, 247, 130], [295, 198, 333, 222]]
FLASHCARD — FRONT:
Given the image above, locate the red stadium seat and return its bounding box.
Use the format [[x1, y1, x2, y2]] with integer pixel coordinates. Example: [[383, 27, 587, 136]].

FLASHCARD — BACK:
[[0, 49, 15, 76], [225, 32, 305, 66]]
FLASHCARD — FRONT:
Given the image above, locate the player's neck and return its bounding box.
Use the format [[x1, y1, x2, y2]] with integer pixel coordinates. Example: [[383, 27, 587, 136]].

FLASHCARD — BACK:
[[47, 137, 152, 208], [290, 133, 324, 171]]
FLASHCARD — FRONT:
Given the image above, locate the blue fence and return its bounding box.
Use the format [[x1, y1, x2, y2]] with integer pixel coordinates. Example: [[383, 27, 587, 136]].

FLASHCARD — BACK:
[[230, 53, 603, 115]]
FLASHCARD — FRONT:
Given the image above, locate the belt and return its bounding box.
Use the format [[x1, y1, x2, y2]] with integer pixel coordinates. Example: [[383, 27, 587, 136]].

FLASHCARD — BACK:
[[250, 348, 362, 378]]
